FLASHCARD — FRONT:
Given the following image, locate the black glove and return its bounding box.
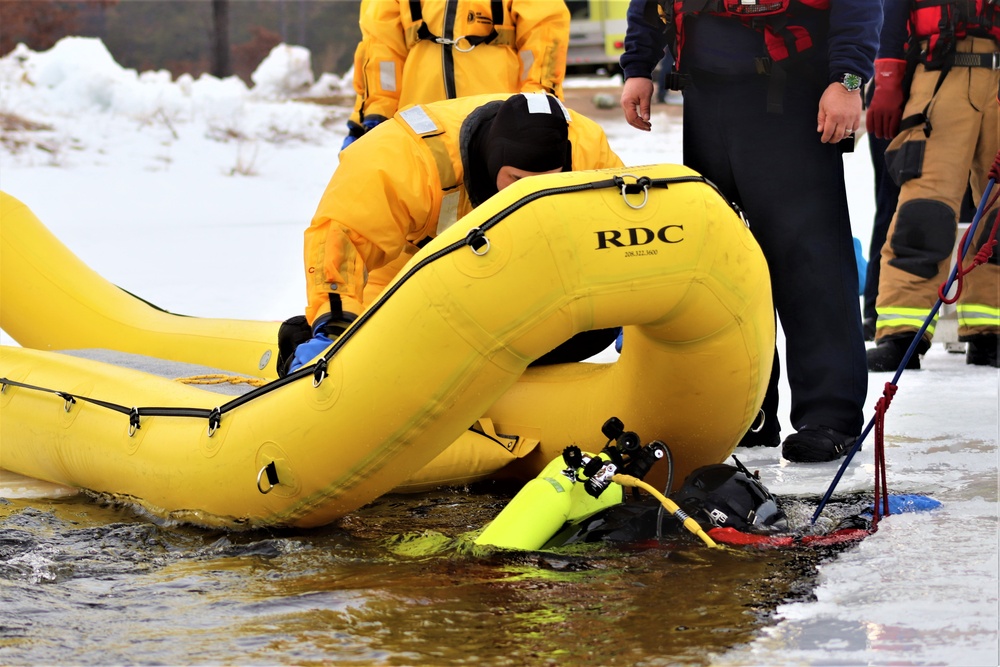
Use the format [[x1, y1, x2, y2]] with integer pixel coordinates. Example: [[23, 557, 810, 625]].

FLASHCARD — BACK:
[[278, 293, 358, 377], [276, 314, 312, 378], [288, 293, 358, 373]]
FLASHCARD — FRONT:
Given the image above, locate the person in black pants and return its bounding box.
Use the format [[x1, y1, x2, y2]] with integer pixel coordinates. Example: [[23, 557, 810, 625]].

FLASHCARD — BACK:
[[619, 0, 880, 463]]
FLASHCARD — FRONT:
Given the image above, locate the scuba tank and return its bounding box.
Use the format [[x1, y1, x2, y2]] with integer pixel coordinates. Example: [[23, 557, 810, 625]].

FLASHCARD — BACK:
[[474, 417, 668, 551], [474, 453, 622, 551]]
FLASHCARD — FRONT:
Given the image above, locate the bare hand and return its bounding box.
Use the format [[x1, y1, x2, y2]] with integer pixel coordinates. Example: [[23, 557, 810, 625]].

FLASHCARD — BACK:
[[621, 77, 654, 131], [817, 83, 862, 144]]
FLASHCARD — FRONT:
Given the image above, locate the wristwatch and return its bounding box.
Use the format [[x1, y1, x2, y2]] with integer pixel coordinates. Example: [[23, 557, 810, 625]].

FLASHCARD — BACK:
[[838, 72, 863, 92]]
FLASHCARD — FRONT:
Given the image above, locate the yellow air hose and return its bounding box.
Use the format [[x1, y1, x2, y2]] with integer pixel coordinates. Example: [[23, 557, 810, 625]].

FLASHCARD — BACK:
[[612, 473, 720, 548]]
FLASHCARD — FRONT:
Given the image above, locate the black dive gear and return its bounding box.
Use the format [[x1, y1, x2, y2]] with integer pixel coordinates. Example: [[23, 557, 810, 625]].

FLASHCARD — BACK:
[[671, 457, 788, 534]]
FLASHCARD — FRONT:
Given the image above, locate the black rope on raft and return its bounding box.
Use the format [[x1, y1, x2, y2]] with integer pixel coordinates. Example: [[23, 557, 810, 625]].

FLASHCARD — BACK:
[[1, 175, 731, 435]]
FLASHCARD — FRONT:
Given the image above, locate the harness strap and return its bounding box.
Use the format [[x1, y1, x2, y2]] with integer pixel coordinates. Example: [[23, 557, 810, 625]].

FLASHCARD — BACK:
[[948, 50, 1000, 68], [409, 0, 504, 48], [902, 44, 1000, 136], [898, 61, 953, 137]]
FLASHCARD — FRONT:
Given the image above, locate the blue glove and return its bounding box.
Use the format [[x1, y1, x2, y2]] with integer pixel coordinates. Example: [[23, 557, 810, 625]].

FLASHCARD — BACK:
[[289, 330, 334, 374], [340, 118, 383, 152], [288, 312, 357, 374]]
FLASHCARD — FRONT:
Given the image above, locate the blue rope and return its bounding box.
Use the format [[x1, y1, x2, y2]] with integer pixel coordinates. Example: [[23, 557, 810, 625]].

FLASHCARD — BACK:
[[811, 177, 997, 524]]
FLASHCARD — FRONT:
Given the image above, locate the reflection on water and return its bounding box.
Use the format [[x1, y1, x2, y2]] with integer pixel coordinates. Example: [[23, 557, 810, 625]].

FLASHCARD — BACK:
[[0, 484, 859, 666]]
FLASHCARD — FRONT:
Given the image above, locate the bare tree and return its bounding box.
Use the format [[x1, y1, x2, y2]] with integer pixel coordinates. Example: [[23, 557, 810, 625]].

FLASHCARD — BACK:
[[211, 0, 230, 78]]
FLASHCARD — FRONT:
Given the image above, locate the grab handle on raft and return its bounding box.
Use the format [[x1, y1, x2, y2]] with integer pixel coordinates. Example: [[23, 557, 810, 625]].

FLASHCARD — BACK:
[[256, 461, 279, 494], [612, 473, 720, 548]]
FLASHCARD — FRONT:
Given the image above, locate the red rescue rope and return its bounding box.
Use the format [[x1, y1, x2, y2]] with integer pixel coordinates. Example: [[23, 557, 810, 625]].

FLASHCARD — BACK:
[[814, 148, 1000, 526], [939, 187, 1000, 304], [871, 382, 896, 527]]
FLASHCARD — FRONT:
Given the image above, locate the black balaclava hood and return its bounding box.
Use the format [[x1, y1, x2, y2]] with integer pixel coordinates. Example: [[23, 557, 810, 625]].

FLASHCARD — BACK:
[[467, 93, 571, 206]]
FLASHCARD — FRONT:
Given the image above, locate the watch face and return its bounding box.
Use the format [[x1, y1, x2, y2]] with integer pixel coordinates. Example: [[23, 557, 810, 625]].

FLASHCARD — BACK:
[[841, 73, 863, 91]]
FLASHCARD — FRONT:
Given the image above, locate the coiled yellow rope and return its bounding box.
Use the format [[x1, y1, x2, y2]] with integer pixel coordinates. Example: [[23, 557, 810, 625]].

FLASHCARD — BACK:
[[175, 374, 267, 388]]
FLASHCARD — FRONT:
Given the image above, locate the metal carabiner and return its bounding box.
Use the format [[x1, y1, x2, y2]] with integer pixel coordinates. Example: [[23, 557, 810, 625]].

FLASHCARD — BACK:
[[57, 392, 76, 413], [452, 36, 477, 53], [128, 408, 140, 437], [471, 236, 491, 256], [207, 408, 221, 438], [466, 227, 491, 256], [312, 358, 328, 388], [618, 174, 650, 210]]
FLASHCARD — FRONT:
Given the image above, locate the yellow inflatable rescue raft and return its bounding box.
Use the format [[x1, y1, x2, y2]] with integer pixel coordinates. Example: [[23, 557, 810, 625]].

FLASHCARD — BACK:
[[0, 164, 775, 528]]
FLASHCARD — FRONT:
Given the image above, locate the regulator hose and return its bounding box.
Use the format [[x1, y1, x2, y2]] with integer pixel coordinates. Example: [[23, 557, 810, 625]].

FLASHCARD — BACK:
[[612, 473, 719, 548]]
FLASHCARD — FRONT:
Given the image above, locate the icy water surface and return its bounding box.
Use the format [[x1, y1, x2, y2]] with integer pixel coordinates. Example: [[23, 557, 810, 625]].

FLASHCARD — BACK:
[[0, 481, 861, 666]]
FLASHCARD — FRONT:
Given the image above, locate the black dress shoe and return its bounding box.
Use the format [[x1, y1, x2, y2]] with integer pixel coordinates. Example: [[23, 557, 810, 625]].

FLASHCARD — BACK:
[[781, 426, 855, 463], [867, 334, 930, 372]]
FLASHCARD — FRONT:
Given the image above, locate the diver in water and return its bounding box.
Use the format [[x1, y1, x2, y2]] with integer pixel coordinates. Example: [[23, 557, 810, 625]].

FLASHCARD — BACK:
[[544, 457, 789, 548], [472, 417, 940, 553]]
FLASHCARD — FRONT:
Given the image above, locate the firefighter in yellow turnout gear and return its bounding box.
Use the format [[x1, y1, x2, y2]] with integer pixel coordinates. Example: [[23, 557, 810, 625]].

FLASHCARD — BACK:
[[343, 0, 570, 149], [276, 92, 623, 376], [867, 0, 1000, 370]]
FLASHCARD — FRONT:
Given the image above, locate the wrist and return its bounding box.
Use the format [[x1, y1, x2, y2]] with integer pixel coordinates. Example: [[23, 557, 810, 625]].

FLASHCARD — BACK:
[[835, 72, 864, 93], [313, 311, 357, 337], [311, 313, 333, 336]]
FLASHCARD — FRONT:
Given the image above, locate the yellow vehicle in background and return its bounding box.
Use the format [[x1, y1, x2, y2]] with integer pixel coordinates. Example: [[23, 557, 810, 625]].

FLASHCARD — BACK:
[[565, 0, 628, 74]]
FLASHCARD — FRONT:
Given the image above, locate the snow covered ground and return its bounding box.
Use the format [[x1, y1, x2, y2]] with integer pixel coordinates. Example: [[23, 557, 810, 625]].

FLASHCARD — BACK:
[[1, 37, 997, 666]]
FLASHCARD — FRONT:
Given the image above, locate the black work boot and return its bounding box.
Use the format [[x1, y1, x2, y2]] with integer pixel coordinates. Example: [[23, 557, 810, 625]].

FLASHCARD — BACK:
[[867, 334, 930, 372], [964, 333, 999, 368], [781, 426, 855, 463]]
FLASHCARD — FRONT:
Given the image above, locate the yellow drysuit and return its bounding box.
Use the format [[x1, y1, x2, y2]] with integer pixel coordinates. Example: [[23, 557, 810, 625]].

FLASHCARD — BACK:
[[348, 0, 570, 129], [304, 92, 623, 323]]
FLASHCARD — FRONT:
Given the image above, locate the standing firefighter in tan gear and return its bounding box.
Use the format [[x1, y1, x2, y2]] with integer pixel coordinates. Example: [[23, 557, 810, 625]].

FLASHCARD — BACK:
[[276, 92, 624, 376], [867, 0, 1000, 370], [341, 0, 571, 150]]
